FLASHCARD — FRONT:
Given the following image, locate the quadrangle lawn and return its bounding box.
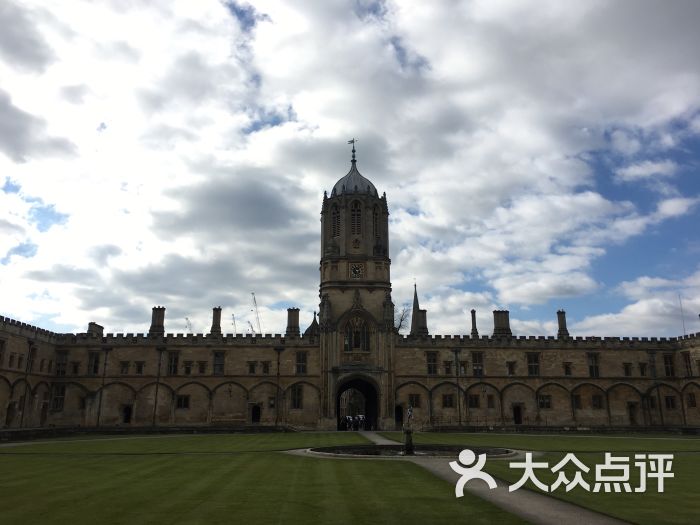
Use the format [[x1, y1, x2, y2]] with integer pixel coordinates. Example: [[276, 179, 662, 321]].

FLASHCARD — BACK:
[[0, 432, 525, 525]]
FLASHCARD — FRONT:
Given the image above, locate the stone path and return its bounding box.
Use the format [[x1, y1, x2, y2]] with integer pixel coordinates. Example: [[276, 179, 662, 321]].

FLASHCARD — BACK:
[[323, 432, 630, 525], [357, 431, 400, 445]]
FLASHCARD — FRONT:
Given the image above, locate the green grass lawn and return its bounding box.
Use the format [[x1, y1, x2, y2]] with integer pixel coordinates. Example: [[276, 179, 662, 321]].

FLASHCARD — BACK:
[[381, 431, 700, 525], [1, 431, 370, 454], [0, 432, 525, 525]]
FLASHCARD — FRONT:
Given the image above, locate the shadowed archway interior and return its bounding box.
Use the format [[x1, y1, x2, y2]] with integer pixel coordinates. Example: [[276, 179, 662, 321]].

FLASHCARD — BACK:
[[336, 377, 378, 430]]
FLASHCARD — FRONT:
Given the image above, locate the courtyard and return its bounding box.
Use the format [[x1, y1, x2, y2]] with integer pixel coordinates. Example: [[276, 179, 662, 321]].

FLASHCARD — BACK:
[[0, 431, 698, 524]]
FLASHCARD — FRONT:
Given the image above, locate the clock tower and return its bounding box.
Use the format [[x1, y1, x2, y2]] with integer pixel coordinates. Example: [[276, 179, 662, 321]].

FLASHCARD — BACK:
[[319, 144, 392, 329], [318, 142, 395, 430]]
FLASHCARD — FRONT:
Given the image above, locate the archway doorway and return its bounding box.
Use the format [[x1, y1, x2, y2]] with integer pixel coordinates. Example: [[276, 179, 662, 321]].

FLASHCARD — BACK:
[[394, 406, 403, 429], [251, 404, 261, 424], [336, 377, 378, 431], [122, 405, 133, 424]]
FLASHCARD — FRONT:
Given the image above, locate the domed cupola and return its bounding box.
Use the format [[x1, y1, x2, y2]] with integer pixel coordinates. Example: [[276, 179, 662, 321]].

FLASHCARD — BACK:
[[331, 141, 378, 197]]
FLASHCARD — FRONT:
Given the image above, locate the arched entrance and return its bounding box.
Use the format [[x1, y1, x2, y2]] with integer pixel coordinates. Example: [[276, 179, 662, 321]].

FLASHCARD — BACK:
[[336, 377, 378, 430], [251, 404, 261, 424]]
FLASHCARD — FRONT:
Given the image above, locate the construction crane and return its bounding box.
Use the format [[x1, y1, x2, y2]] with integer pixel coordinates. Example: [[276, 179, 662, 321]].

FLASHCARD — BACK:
[[251, 292, 263, 334], [185, 317, 193, 333], [247, 320, 256, 335], [231, 314, 237, 334]]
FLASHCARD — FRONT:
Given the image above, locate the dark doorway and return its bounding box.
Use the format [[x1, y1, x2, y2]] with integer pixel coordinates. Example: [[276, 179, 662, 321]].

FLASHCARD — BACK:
[[251, 404, 261, 424], [394, 405, 403, 429], [627, 402, 638, 426], [5, 402, 16, 427], [336, 377, 378, 431], [40, 401, 48, 426], [513, 405, 523, 425], [122, 405, 133, 424]]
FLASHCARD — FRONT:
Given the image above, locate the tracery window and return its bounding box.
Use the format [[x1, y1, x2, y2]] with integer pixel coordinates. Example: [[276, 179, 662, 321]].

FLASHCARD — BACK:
[[331, 205, 340, 237], [344, 317, 370, 352], [351, 201, 362, 235]]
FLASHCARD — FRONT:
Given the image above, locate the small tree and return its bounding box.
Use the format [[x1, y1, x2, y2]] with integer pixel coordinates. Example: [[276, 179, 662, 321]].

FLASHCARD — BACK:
[[395, 304, 410, 334]]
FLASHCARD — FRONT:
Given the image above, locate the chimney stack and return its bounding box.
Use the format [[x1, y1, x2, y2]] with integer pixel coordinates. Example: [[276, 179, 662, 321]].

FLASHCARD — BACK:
[[149, 306, 165, 336], [470, 309, 479, 337], [87, 322, 104, 337], [210, 306, 222, 335], [286, 307, 300, 336], [492, 310, 512, 337], [557, 310, 569, 338]]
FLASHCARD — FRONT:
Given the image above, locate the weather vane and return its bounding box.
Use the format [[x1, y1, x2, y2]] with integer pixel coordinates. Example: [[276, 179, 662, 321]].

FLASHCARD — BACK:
[[347, 138, 358, 161]]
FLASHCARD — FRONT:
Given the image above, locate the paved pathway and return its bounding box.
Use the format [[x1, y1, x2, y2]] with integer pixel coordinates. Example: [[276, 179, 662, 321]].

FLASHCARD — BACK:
[[358, 431, 400, 445], [301, 432, 630, 525]]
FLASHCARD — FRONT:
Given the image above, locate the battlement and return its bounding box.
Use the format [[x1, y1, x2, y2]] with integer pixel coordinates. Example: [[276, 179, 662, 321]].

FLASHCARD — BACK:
[[0, 316, 58, 342], [50, 331, 318, 347], [396, 332, 700, 350]]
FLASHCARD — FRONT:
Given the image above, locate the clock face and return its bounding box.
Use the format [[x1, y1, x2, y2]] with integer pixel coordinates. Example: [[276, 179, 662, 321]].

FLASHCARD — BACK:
[[350, 263, 364, 279]]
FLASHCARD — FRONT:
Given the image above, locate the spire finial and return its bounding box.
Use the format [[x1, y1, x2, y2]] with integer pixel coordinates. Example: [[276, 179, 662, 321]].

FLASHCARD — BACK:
[[347, 138, 357, 163]]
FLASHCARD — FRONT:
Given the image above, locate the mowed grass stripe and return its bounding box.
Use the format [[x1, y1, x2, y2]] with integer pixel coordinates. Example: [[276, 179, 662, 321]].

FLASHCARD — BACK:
[[0, 441, 527, 525], [2, 432, 371, 454]]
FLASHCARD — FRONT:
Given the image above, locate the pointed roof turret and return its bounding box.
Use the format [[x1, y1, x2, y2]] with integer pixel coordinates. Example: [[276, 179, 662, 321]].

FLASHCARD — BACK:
[[304, 311, 320, 337], [331, 139, 378, 197], [409, 283, 429, 336]]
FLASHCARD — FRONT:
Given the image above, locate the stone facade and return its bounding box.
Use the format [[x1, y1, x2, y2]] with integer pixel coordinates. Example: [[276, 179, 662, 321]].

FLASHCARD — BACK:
[[1, 155, 699, 431]]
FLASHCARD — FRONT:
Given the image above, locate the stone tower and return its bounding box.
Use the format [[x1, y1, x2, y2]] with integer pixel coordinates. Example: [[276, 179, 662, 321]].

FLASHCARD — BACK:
[[318, 143, 395, 430]]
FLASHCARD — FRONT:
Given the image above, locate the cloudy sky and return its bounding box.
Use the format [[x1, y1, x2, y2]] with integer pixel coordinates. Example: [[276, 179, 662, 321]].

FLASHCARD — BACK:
[[1, 0, 699, 338]]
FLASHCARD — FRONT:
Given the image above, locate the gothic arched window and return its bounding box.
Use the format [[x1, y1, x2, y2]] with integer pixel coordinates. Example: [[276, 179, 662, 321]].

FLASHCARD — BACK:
[[351, 201, 362, 235], [344, 317, 370, 352], [331, 205, 340, 237]]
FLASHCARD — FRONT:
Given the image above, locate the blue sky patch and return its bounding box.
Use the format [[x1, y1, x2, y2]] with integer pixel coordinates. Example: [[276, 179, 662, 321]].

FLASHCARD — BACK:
[[29, 203, 68, 232], [244, 105, 296, 134], [2, 178, 20, 193], [223, 1, 266, 32], [1, 242, 38, 265]]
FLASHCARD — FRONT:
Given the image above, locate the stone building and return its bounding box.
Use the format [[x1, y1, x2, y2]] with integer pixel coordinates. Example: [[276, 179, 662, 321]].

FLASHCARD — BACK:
[[1, 150, 699, 431]]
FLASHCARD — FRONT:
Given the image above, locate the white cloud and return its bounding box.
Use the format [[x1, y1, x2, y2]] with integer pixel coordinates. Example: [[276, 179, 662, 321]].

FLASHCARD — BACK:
[[0, 0, 698, 339], [615, 159, 678, 181], [575, 268, 700, 337]]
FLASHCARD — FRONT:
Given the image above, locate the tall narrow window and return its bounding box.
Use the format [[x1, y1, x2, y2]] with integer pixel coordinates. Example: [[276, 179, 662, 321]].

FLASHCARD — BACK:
[[351, 201, 362, 235], [344, 317, 370, 352], [426, 352, 438, 375], [51, 385, 66, 411], [296, 352, 308, 375], [167, 352, 179, 376], [331, 205, 340, 237], [88, 352, 100, 376], [373, 206, 379, 238], [291, 384, 303, 409], [213, 352, 224, 375], [472, 352, 484, 377], [682, 352, 692, 376], [663, 354, 675, 377], [587, 353, 600, 378], [527, 353, 540, 376]]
